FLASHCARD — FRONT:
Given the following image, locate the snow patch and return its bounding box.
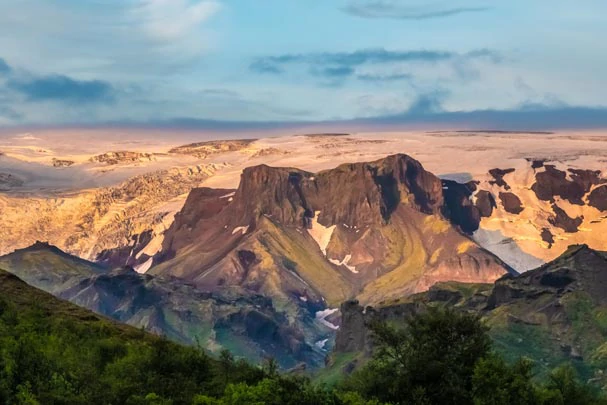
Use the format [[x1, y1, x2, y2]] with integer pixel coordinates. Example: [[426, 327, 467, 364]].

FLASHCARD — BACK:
[[315, 308, 339, 330], [220, 192, 235, 199], [136, 233, 165, 260], [328, 254, 358, 273], [232, 226, 249, 235], [299, 296, 308, 302], [315, 339, 329, 350], [134, 257, 154, 274], [307, 211, 336, 256]]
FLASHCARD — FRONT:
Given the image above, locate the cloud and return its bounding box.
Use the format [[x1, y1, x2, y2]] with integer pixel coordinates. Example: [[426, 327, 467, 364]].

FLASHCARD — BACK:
[[0, 0, 221, 79], [249, 60, 285, 74], [0, 58, 10, 75], [137, 105, 607, 132], [135, 0, 221, 42], [312, 66, 356, 78], [252, 49, 454, 74], [250, 48, 500, 81], [406, 90, 449, 115], [0, 105, 22, 121], [357, 72, 413, 82], [7, 74, 115, 104], [343, 1, 489, 20]]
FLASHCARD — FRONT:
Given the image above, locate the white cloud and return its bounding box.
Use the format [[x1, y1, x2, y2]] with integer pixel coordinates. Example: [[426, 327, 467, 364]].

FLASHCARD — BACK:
[[135, 0, 221, 42], [0, 0, 221, 79]]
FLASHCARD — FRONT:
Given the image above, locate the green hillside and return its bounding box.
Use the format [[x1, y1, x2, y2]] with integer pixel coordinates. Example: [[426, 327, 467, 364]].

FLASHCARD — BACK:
[[0, 269, 333, 404]]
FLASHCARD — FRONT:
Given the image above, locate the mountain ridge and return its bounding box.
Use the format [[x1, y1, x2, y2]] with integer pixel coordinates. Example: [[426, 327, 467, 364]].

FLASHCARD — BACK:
[[332, 243, 607, 380]]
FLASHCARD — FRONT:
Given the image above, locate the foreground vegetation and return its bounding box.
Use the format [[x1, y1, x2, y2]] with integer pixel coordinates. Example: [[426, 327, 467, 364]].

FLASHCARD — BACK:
[[0, 269, 605, 404]]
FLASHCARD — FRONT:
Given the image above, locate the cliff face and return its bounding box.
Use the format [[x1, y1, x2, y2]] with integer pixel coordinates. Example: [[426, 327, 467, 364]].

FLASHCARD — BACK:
[[231, 154, 450, 229], [333, 245, 607, 378]]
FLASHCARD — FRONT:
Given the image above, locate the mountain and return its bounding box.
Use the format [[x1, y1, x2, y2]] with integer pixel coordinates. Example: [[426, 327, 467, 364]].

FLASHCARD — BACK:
[[0, 241, 106, 292], [0, 243, 327, 368], [0, 267, 135, 334], [148, 154, 510, 309], [333, 244, 607, 381]]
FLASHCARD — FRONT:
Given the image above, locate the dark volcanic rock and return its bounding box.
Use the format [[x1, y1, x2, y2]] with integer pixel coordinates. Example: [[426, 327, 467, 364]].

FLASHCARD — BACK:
[[541, 228, 555, 248], [549, 204, 583, 233], [588, 185, 607, 211], [234, 154, 464, 229], [489, 168, 515, 190], [499, 192, 524, 214], [237, 250, 259, 269], [489, 245, 607, 306], [334, 300, 369, 353], [569, 169, 603, 193], [475, 190, 497, 217], [52, 158, 75, 167], [530, 160, 545, 169], [442, 180, 481, 233], [531, 165, 603, 205]]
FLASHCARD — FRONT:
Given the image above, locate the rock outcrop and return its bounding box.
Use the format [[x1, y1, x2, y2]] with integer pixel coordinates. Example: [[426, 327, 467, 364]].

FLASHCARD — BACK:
[[90, 151, 155, 165], [169, 139, 256, 158]]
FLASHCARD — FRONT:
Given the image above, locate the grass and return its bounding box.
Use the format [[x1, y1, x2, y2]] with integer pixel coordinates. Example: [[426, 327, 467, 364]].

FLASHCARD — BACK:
[[0, 269, 150, 341], [256, 217, 354, 306], [313, 352, 361, 386]]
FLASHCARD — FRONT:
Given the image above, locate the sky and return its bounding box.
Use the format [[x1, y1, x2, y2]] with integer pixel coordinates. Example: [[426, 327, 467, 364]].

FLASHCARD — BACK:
[[0, 0, 606, 129]]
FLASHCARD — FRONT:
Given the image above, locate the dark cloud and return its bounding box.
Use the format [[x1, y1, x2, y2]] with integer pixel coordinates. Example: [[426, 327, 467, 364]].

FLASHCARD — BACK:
[[249, 59, 285, 74], [7, 74, 115, 104], [357, 72, 413, 82], [0, 105, 22, 121], [312, 66, 356, 78], [352, 105, 607, 130], [0, 58, 10, 75], [98, 104, 607, 133], [406, 90, 449, 115], [343, 1, 489, 20], [250, 48, 499, 79]]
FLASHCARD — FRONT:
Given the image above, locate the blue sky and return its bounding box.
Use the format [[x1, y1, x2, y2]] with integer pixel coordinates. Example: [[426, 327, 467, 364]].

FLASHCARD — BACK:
[[0, 0, 606, 128]]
